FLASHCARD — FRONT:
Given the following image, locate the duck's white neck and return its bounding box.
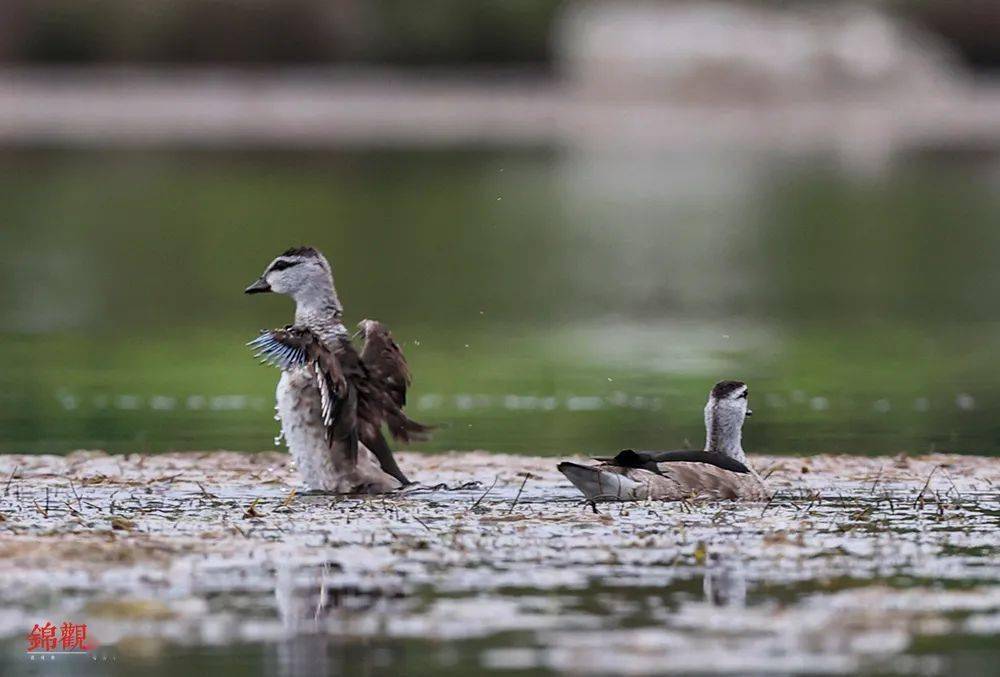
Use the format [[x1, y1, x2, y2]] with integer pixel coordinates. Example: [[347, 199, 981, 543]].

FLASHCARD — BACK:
[[293, 285, 346, 344], [704, 405, 747, 465]]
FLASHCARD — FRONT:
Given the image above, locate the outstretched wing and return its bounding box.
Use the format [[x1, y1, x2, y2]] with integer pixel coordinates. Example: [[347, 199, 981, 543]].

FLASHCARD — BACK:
[[356, 320, 432, 444], [248, 327, 357, 460], [358, 320, 412, 408], [329, 336, 418, 485]]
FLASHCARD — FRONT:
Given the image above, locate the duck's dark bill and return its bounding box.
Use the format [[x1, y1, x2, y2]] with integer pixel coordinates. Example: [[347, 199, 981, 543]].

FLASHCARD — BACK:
[[244, 277, 272, 294]]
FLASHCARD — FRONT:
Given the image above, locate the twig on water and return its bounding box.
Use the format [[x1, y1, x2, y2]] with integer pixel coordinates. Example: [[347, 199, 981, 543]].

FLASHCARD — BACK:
[[195, 482, 217, 499], [935, 490, 946, 518], [869, 465, 884, 494], [799, 490, 821, 515], [469, 475, 499, 512], [762, 463, 783, 481], [507, 474, 530, 514], [759, 492, 777, 517], [68, 478, 83, 512], [940, 469, 962, 501], [3, 466, 18, 497], [913, 465, 939, 509]]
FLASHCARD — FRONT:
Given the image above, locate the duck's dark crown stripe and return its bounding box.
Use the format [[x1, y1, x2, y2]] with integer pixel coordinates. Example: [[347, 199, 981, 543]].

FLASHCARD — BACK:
[[711, 380, 747, 399], [281, 246, 320, 258], [268, 259, 302, 272]]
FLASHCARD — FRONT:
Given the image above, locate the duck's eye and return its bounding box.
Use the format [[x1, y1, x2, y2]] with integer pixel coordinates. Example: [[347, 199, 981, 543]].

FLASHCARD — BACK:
[[738, 390, 749, 399], [269, 259, 301, 272]]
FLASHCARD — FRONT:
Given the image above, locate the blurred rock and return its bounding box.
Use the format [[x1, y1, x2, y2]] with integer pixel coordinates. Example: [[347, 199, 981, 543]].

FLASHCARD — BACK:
[[556, 2, 966, 102]]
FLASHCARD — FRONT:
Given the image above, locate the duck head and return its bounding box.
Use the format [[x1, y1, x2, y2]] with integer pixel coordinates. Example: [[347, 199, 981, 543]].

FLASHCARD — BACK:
[[245, 246, 342, 315]]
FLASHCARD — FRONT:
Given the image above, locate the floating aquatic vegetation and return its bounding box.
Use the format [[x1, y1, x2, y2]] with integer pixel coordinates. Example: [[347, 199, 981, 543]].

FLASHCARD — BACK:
[[0, 451, 996, 674]]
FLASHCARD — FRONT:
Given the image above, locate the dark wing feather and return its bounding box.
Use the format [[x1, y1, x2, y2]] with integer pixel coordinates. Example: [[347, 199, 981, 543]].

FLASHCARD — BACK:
[[591, 449, 662, 474], [354, 322, 433, 444], [359, 321, 412, 408], [248, 327, 356, 460], [646, 450, 751, 474], [330, 336, 418, 484], [591, 449, 750, 475], [363, 429, 410, 486]]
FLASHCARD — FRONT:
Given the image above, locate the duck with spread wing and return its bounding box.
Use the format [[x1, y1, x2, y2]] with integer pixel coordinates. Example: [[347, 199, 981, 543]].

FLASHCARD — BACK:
[[245, 246, 430, 493]]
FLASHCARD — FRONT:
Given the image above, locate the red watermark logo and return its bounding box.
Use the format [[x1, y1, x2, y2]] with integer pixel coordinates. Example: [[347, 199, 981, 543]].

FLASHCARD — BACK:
[[26, 622, 91, 657]]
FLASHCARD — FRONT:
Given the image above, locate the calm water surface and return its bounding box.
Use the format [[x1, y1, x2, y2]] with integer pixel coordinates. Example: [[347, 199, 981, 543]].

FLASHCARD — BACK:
[[1, 147, 999, 457]]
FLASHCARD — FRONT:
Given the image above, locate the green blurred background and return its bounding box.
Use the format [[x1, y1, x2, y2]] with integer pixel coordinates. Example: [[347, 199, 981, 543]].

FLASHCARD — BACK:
[[1, 0, 999, 457], [2, 148, 999, 456]]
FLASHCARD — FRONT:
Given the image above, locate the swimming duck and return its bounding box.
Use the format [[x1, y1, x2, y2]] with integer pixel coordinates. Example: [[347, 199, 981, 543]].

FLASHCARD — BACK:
[[558, 380, 770, 501], [245, 246, 430, 493]]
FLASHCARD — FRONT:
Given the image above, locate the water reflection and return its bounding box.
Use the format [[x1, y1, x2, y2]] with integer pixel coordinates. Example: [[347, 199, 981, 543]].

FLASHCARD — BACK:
[[704, 554, 747, 608], [273, 564, 330, 677], [273, 635, 333, 677]]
